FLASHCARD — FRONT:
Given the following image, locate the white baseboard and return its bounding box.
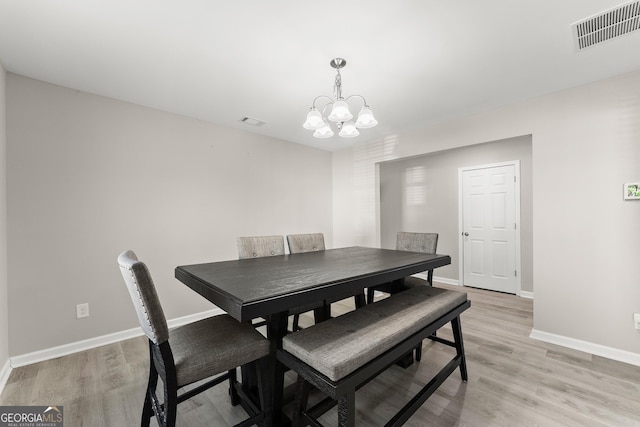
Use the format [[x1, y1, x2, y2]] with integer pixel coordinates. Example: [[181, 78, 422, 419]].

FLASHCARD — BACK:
[[530, 329, 640, 367], [429, 274, 534, 299], [519, 290, 534, 299], [0, 358, 11, 396], [9, 308, 224, 369], [422, 274, 460, 286]]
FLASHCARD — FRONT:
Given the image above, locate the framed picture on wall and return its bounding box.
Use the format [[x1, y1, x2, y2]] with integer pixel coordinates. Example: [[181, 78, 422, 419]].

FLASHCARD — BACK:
[[624, 182, 640, 200]]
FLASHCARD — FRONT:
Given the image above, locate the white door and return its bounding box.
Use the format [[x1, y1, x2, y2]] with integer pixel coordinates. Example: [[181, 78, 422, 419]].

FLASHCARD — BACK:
[[460, 163, 519, 294]]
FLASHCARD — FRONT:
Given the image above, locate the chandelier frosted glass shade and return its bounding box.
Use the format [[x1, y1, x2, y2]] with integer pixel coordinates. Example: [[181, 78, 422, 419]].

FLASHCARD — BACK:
[[338, 121, 360, 138], [328, 100, 353, 122], [303, 109, 325, 130], [303, 58, 377, 139], [355, 107, 378, 128], [313, 124, 335, 138]]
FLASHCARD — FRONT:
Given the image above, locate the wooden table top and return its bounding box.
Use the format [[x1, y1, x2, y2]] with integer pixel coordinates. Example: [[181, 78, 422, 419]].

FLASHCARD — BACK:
[[175, 246, 451, 322]]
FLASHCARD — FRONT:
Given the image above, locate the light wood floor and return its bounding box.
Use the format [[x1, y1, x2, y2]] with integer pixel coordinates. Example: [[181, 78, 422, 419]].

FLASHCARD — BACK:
[[3, 283, 640, 426]]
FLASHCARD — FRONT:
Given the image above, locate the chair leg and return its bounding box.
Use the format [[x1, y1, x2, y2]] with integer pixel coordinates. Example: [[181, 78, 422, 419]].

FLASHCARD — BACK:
[[451, 316, 468, 381], [142, 342, 159, 427], [366, 288, 375, 305], [292, 313, 301, 331], [229, 367, 240, 406], [354, 291, 366, 308], [141, 392, 153, 427], [141, 366, 157, 427], [414, 341, 422, 362], [150, 341, 179, 427], [292, 376, 311, 427], [162, 379, 178, 427]]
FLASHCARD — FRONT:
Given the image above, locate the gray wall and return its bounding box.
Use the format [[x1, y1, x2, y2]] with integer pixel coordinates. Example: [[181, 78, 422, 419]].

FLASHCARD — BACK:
[[379, 136, 533, 292], [0, 63, 8, 371], [6, 74, 333, 356], [333, 70, 640, 356]]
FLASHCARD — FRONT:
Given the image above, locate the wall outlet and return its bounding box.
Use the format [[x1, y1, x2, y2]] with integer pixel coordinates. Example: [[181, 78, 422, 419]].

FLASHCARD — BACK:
[[634, 313, 640, 330], [76, 303, 89, 319]]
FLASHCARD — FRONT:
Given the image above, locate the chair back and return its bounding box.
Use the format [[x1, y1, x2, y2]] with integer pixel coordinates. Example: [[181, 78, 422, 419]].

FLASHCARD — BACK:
[[117, 250, 169, 345], [396, 232, 438, 254], [287, 233, 326, 254], [237, 235, 285, 259]]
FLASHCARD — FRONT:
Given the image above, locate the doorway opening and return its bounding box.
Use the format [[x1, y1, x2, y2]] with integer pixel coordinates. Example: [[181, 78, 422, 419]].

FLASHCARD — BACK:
[[378, 135, 532, 296]]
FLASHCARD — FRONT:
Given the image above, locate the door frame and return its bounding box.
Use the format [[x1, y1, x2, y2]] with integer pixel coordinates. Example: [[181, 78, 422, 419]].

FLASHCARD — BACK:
[[458, 160, 522, 295]]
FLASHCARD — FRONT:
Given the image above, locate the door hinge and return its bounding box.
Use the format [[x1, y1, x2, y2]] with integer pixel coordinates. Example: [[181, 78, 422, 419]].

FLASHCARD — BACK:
[[514, 270, 518, 277], [514, 223, 517, 230]]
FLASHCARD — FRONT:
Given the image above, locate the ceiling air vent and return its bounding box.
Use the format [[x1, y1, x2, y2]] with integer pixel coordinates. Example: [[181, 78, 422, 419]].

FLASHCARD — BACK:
[[239, 116, 266, 127], [572, 1, 640, 50]]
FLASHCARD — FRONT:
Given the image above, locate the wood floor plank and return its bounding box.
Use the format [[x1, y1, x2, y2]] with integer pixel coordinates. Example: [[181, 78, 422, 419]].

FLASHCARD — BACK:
[[2, 282, 640, 426]]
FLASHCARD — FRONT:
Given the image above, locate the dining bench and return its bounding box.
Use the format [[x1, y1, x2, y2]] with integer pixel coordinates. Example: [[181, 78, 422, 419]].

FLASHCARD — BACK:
[[276, 285, 470, 427]]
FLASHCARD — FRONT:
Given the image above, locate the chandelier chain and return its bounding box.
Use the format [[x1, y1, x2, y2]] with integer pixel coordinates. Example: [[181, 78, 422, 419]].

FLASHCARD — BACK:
[[334, 69, 343, 100]]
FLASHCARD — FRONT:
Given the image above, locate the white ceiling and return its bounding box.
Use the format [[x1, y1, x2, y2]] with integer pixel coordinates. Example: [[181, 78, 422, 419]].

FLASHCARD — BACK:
[[1, 1, 640, 151]]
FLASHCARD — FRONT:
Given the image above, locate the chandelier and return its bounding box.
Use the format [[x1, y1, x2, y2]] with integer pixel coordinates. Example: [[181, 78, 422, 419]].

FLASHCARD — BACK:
[[303, 58, 378, 138]]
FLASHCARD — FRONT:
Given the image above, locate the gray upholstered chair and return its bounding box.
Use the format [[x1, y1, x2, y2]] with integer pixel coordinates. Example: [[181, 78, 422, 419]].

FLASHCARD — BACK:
[[287, 233, 366, 315], [366, 232, 439, 361], [118, 250, 271, 427], [237, 235, 286, 259], [398, 231, 439, 288], [367, 232, 439, 304], [237, 235, 285, 330], [238, 235, 321, 331], [286, 232, 326, 254]]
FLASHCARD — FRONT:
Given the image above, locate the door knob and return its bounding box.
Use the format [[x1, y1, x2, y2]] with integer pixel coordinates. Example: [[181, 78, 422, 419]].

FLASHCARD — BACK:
[[463, 232, 469, 237]]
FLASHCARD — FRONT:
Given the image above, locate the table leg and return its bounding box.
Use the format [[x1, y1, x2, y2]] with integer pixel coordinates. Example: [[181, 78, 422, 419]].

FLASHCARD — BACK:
[[267, 311, 290, 426], [313, 301, 331, 323]]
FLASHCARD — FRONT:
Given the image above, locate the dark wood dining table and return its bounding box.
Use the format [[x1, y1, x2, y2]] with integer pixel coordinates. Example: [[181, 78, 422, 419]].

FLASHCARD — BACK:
[[175, 246, 451, 425]]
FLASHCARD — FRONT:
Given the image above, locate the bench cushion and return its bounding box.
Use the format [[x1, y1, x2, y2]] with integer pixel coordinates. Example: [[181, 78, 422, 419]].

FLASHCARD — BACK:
[[282, 286, 467, 381]]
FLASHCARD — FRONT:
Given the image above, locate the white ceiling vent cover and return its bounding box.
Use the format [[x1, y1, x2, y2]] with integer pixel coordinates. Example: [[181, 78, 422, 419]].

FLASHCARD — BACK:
[[572, 1, 640, 50], [239, 116, 266, 127]]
